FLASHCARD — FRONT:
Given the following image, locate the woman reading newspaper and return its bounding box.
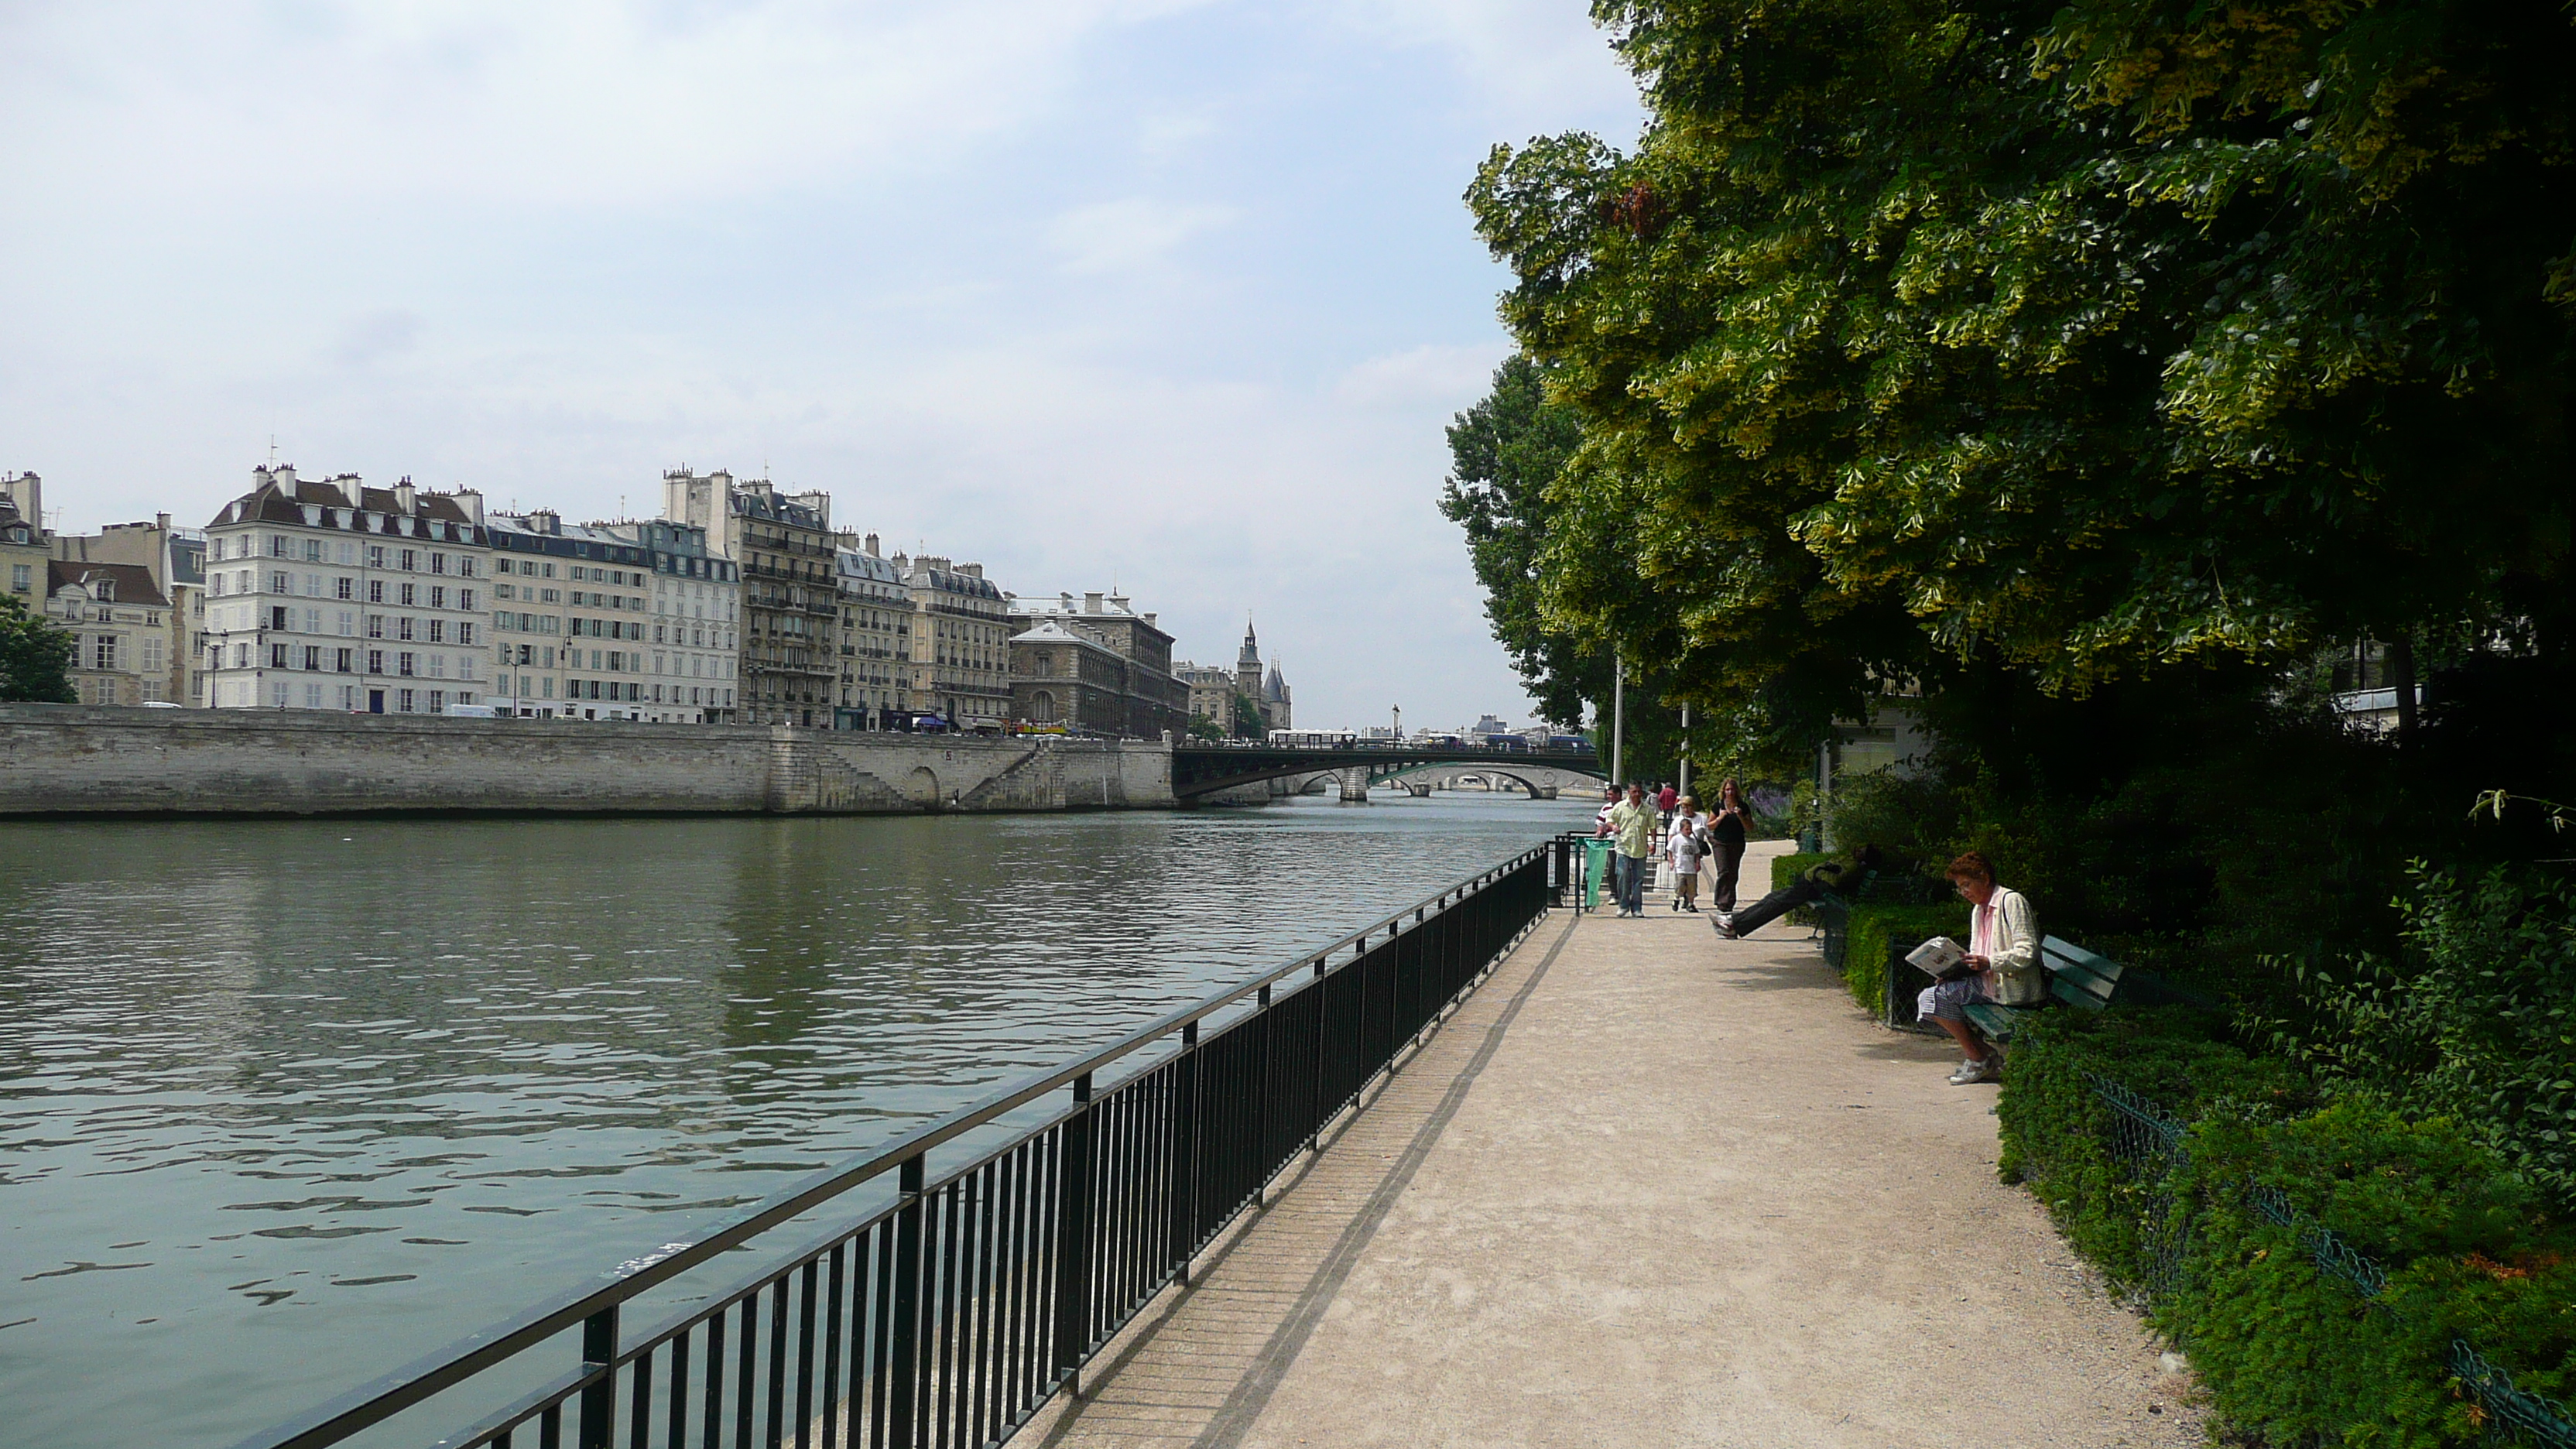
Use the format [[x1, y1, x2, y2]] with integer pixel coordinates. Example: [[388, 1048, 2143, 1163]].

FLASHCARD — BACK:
[[1913, 852, 2041, 1085]]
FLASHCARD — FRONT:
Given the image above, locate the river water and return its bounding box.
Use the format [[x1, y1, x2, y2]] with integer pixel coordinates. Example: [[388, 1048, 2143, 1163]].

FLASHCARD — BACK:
[[0, 793, 1588, 1449]]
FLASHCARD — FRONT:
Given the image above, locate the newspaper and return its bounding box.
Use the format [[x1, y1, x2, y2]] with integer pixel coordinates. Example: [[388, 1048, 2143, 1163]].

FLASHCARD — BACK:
[[1905, 935, 1973, 981]]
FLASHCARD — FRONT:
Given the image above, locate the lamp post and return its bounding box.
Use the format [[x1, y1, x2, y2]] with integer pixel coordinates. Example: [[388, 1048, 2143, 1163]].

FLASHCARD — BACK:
[[1678, 703, 1690, 799], [1392, 704, 1401, 742], [1611, 646, 1625, 788]]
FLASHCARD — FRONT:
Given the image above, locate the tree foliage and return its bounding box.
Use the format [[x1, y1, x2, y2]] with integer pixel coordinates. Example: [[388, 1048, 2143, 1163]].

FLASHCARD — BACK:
[[1441, 356, 1693, 779], [1465, 0, 2576, 762], [0, 592, 74, 704]]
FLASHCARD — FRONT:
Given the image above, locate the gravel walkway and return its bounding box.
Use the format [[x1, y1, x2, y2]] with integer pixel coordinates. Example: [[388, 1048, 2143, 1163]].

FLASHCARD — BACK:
[[1026, 841, 2205, 1448]]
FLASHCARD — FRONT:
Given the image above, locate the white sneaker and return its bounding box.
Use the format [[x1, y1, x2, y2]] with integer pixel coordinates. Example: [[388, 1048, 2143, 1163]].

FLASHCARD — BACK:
[[1947, 1060, 1982, 1085]]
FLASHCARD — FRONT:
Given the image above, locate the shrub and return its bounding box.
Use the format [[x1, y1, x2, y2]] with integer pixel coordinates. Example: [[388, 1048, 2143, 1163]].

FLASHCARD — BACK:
[[2282, 865, 2576, 1214], [2002, 1009, 2576, 1446]]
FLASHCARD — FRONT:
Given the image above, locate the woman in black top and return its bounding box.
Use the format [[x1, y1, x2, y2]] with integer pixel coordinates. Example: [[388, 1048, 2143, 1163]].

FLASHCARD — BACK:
[[1705, 777, 1751, 914]]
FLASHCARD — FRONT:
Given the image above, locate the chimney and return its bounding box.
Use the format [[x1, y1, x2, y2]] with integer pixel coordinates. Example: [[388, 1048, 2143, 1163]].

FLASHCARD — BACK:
[[960, 563, 982, 579], [1142, 612, 1156, 629], [393, 476, 416, 514], [791, 490, 831, 527], [1109, 594, 1129, 613], [1084, 591, 1104, 614], [1060, 591, 1074, 612], [451, 488, 484, 526], [864, 532, 879, 557], [530, 509, 560, 535]]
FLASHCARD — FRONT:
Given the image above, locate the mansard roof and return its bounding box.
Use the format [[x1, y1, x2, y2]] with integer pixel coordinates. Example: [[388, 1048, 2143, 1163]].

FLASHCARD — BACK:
[[47, 560, 169, 609], [207, 468, 486, 543], [837, 549, 903, 585]]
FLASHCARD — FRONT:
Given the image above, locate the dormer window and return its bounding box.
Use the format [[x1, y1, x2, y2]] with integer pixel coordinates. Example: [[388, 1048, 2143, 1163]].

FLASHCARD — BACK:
[[94, 578, 115, 602]]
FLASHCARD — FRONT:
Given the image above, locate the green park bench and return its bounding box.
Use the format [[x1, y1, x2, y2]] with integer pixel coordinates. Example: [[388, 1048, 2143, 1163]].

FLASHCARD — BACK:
[[1958, 936, 2136, 1043]]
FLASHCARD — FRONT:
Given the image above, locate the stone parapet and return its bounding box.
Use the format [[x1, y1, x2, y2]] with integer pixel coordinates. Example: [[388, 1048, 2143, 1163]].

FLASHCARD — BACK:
[[0, 705, 1174, 817]]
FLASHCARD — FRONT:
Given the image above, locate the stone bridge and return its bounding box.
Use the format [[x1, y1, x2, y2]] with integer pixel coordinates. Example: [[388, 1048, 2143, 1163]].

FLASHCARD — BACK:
[[1169, 743, 1605, 804]]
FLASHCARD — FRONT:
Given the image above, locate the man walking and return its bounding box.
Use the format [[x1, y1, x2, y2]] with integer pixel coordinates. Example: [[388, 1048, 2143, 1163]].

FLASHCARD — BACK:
[[1606, 783, 1657, 916]]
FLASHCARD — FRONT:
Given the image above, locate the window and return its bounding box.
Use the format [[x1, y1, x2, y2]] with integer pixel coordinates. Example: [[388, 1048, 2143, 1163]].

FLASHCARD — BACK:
[[269, 642, 288, 669], [142, 637, 163, 675], [269, 535, 288, 557], [270, 571, 290, 594], [336, 649, 353, 673], [399, 550, 417, 571], [540, 588, 560, 604], [337, 577, 353, 600], [457, 655, 476, 681], [572, 566, 587, 581], [428, 653, 446, 678], [305, 683, 322, 707], [457, 622, 474, 646], [303, 538, 322, 561], [367, 649, 383, 674], [399, 582, 416, 607], [399, 652, 415, 677], [274, 683, 291, 707], [430, 553, 447, 574], [457, 588, 474, 611], [399, 688, 415, 712], [269, 605, 289, 631], [368, 579, 384, 603], [303, 608, 320, 633], [458, 557, 477, 578], [11, 563, 29, 593], [303, 646, 320, 670], [337, 611, 355, 636], [429, 690, 446, 711], [368, 545, 385, 569], [430, 585, 445, 610], [428, 619, 445, 643], [398, 618, 415, 642], [498, 584, 515, 600]]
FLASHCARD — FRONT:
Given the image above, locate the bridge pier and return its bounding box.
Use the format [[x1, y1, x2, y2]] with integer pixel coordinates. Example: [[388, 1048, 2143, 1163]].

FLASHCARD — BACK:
[[1535, 786, 1557, 800], [1338, 766, 1372, 804], [1405, 783, 1432, 798]]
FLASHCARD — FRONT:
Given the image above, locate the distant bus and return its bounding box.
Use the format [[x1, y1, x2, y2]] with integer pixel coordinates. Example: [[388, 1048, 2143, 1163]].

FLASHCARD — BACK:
[[1416, 732, 1467, 749], [1547, 734, 1591, 752], [1268, 728, 1357, 748], [1478, 733, 1526, 752]]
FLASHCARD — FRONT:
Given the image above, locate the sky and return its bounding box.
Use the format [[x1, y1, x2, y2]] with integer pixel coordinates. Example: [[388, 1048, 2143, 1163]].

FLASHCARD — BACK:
[[0, 1, 1644, 734]]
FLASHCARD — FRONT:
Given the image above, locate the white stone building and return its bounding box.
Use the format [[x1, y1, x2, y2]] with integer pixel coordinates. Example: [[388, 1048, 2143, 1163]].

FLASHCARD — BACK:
[[594, 516, 742, 724], [202, 466, 492, 714], [43, 561, 173, 706], [834, 533, 906, 728]]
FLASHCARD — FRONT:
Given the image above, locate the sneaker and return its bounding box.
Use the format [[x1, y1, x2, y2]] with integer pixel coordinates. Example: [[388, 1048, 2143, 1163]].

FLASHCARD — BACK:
[[1967, 1058, 2002, 1084], [1947, 1060, 1982, 1085], [1712, 920, 1738, 940]]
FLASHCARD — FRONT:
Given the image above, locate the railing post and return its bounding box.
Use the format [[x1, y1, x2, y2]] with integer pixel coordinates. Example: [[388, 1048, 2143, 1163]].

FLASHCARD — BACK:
[[1169, 1024, 1200, 1285], [1052, 1073, 1095, 1398], [889, 1153, 926, 1449], [577, 1304, 619, 1449], [1252, 984, 1274, 1207]]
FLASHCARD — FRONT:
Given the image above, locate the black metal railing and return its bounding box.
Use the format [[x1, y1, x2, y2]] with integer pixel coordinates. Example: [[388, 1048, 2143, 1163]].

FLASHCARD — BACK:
[[240, 846, 1566, 1449]]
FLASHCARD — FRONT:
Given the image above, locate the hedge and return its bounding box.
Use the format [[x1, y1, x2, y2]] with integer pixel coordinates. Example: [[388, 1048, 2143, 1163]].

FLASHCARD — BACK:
[[1841, 903, 1968, 1016], [2000, 1008, 2576, 1446]]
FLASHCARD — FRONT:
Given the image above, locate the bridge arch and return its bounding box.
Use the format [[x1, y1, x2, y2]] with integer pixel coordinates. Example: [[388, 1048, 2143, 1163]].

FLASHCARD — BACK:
[[1166, 744, 1605, 802]]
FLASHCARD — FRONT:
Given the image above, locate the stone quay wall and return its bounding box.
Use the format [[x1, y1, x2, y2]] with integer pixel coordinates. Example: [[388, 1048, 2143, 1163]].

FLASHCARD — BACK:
[[0, 706, 1177, 817]]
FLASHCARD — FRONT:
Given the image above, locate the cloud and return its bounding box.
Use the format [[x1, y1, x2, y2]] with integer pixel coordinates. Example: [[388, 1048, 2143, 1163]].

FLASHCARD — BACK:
[[331, 310, 425, 369], [1334, 343, 1504, 407], [1046, 198, 1239, 275]]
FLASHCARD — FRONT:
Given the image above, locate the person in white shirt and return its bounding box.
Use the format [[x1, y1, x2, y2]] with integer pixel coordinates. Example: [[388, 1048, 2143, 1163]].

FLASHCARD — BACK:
[[1917, 851, 2041, 1084], [1666, 798, 1704, 912]]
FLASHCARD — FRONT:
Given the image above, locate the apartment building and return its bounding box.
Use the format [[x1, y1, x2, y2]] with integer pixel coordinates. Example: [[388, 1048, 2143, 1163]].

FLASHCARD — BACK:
[[50, 513, 207, 706], [834, 532, 906, 728], [43, 561, 171, 707], [2, 473, 46, 609], [593, 516, 742, 724], [893, 553, 1011, 731], [201, 465, 492, 714], [663, 468, 837, 728]]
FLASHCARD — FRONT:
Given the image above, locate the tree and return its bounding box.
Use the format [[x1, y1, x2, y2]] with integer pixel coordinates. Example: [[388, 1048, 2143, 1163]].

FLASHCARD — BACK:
[[0, 592, 75, 704], [1441, 356, 1692, 781], [1185, 713, 1226, 743], [1465, 0, 2576, 764], [1231, 692, 1269, 740]]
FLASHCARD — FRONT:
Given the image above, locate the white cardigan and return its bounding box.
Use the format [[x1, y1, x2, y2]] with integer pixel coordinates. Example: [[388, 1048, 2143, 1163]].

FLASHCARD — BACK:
[[1974, 886, 2045, 1005]]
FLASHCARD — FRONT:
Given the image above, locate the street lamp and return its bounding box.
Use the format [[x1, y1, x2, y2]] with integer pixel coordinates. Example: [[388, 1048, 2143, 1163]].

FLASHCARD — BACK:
[[1392, 704, 1401, 741]]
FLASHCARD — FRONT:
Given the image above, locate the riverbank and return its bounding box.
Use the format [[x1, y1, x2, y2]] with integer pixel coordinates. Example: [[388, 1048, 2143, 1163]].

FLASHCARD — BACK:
[[0, 704, 1171, 815], [1030, 841, 2201, 1448]]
